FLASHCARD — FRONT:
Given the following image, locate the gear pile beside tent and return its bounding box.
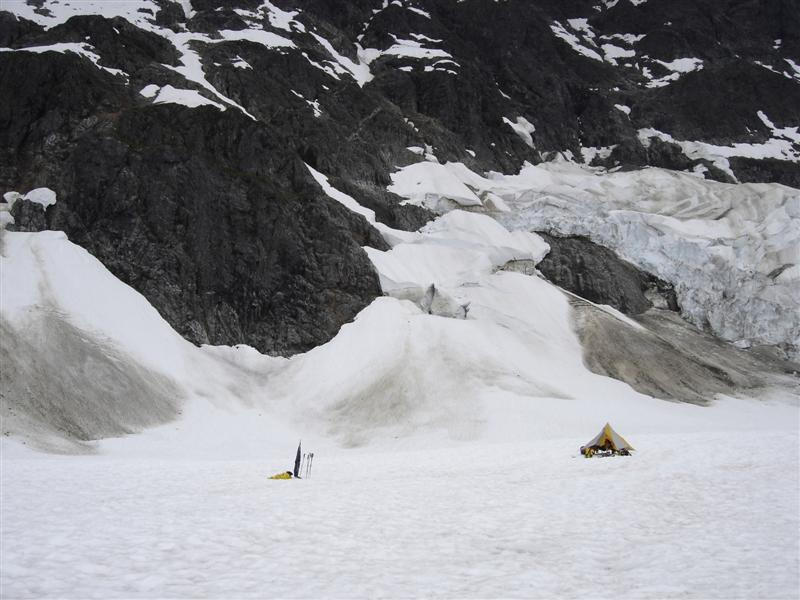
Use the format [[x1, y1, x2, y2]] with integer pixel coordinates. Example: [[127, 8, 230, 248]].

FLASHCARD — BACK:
[[580, 423, 634, 458]]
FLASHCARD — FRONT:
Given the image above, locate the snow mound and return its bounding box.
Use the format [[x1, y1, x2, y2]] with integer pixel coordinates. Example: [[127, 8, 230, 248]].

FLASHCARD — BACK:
[[0, 230, 284, 451], [365, 210, 548, 291], [388, 161, 483, 210]]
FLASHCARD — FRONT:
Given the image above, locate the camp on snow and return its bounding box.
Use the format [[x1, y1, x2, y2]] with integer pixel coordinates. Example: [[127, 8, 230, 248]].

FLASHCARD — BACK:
[[580, 423, 634, 458]]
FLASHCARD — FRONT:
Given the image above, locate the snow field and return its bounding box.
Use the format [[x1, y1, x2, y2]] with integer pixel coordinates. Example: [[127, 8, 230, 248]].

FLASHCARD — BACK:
[[1, 154, 798, 600], [2, 430, 798, 599]]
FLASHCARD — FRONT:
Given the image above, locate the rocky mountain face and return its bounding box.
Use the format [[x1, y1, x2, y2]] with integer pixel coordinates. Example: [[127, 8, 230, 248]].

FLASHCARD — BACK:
[[535, 233, 679, 315], [1, 0, 799, 355]]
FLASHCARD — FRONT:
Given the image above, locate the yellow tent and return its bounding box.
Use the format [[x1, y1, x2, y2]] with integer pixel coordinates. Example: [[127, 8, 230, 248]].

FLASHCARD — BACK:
[[584, 423, 634, 452]]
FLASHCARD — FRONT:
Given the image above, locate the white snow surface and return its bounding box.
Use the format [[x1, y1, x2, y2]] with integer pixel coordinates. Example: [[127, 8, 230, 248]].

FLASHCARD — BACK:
[[0, 231, 271, 391], [217, 28, 295, 50], [2, 429, 798, 599], [387, 158, 800, 354], [785, 58, 800, 81], [177, 0, 194, 20], [1, 3, 799, 595], [580, 144, 616, 164], [656, 57, 704, 73], [165, 32, 259, 119], [380, 38, 452, 61], [2, 168, 799, 598], [259, 0, 304, 33], [231, 56, 252, 70]]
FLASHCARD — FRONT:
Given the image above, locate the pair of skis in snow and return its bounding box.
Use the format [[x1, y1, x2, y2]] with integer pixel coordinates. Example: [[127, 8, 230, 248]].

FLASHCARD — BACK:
[[293, 441, 314, 479], [301, 452, 314, 478]]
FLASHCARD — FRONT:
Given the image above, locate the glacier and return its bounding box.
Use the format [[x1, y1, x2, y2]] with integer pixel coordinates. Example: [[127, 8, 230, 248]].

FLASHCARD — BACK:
[[387, 158, 800, 358]]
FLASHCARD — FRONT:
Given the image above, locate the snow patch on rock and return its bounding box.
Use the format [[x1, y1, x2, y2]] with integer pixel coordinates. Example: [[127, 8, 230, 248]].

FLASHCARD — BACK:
[[645, 57, 704, 87], [638, 126, 800, 179], [502, 116, 536, 148], [0, 43, 127, 77], [141, 84, 225, 110], [550, 20, 603, 62]]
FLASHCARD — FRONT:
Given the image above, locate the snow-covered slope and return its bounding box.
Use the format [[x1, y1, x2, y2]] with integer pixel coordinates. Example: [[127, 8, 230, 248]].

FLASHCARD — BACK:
[[2, 190, 796, 455], [0, 229, 287, 452]]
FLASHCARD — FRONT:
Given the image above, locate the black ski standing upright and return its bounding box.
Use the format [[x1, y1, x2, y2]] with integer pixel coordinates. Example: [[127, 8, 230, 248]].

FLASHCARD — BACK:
[[293, 441, 302, 478]]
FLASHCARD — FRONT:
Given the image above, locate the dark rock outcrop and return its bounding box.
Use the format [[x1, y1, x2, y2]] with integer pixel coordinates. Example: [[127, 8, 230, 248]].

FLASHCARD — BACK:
[[0, 51, 386, 356], [8, 199, 47, 232], [728, 157, 800, 189], [536, 233, 679, 315]]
